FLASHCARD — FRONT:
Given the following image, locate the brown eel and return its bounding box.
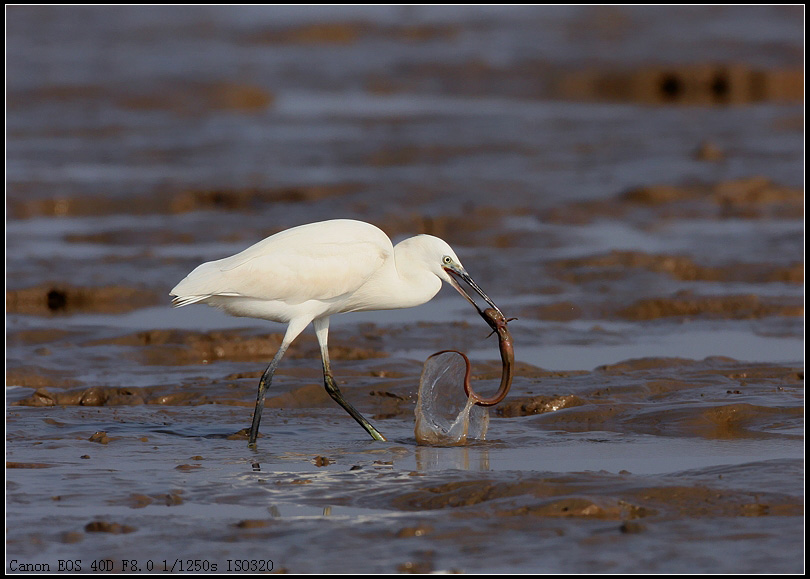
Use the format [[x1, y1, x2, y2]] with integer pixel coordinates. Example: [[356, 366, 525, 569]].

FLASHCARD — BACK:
[[428, 307, 514, 407]]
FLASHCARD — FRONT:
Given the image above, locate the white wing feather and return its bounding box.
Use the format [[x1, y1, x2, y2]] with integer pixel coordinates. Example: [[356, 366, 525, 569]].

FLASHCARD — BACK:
[[170, 220, 391, 306]]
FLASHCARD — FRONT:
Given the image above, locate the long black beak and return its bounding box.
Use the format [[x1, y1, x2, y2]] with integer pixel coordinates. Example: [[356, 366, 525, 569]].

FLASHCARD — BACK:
[[444, 266, 504, 319]]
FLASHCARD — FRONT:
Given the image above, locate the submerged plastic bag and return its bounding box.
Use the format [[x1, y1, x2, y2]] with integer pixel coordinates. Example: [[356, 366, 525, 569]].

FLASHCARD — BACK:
[[414, 351, 489, 445], [414, 307, 515, 446]]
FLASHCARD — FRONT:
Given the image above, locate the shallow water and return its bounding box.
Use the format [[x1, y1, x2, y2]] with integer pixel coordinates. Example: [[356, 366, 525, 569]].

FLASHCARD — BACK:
[[6, 5, 804, 574]]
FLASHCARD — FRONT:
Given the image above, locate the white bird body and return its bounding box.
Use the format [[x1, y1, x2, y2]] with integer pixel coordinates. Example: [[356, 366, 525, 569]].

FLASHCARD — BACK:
[[170, 218, 501, 445], [172, 219, 444, 323]]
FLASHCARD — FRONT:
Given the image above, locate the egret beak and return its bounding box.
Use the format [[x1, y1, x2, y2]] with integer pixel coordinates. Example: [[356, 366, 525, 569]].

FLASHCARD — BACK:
[[444, 266, 504, 320]]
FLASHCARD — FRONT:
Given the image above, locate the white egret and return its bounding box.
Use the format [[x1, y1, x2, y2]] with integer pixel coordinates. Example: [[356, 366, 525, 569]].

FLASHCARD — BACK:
[[170, 219, 502, 446]]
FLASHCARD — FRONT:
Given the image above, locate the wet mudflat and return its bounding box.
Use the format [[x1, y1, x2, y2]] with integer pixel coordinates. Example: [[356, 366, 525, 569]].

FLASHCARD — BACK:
[[6, 6, 804, 574]]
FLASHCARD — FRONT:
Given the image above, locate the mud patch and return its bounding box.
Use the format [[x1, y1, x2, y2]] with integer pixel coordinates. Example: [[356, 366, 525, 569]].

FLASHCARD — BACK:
[[624, 484, 803, 518], [550, 251, 803, 284], [616, 292, 803, 321], [372, 206, 516, 248], [498, 496, 649, 520], [11, 386, 208, 408], [524, 358, 804, 440], [7, 284, 161, 315], [390, 479, 559, 511], [554, 63, 803, 105], [120, 81, 274, 115], [9, 184, 357, 219], [6, 368, 84, 390], [496, 394, 585, 417], [109, 492, 184, 508], [86, 328, 388, 366], [84, 521, 136, 534], [6, 462, 56, 469], [7, 328, 81, 345], [374, 469, 802, 521], [367, 60, 803, 105], [544, 177, 804, 223], [686, 403, 804, 440], [245, 21, 458, 46], [8, 81, 274, 116]]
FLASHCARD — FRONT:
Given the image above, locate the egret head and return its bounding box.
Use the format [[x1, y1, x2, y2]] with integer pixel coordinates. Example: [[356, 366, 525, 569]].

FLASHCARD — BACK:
[[411, 235, 504, 319]]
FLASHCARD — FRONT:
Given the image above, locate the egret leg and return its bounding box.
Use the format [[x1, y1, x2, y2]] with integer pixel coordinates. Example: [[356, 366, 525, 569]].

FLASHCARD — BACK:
[[314, 318, 386, 441], [247, 342, 289, 447], [248, 319, 309, 447]]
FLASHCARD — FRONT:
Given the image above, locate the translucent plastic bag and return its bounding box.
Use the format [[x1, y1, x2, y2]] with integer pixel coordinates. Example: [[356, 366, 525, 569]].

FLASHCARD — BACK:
[[413, 307, 514, 446], [414, 351, 489, 445]]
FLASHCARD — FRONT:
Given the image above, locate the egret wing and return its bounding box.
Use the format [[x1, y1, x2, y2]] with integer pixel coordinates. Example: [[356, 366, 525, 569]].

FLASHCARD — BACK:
[[171, 221, 392, 304], [217, 239, 389, 303]]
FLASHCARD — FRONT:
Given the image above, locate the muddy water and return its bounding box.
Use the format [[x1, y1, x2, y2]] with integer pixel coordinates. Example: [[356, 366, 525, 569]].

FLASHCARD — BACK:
[[6, 6, 804, 574]]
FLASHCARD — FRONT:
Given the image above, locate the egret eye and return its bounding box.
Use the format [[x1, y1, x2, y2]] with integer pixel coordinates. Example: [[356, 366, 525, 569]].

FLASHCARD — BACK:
[[443, 256, 453, 265]]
